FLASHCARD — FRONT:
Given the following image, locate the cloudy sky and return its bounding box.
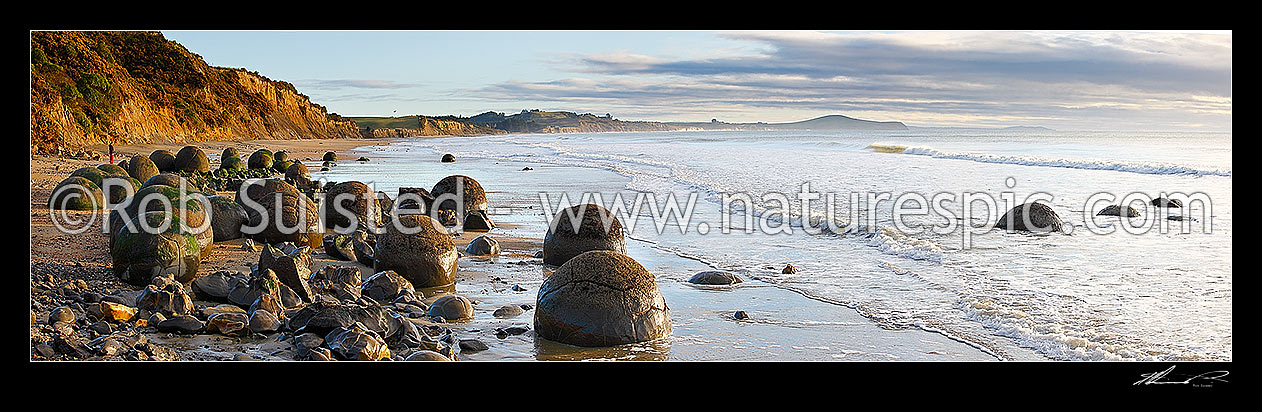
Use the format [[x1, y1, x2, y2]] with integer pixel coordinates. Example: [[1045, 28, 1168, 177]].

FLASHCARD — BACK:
[[164, 30, 1231, 131]]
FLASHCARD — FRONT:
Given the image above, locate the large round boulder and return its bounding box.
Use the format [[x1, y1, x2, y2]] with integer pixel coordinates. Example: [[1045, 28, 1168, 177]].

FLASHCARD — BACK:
[[994, 202, 1064, 233], [396, 187, 434, 212], [542, 204, 626, 266], [109, 184, 213, 258], [141, 173, 189, 190], [97, 163, 128, 177], [534, 250, 670, 347], [222, 147, 240, 160], [111, 211, 201, 285], [248, 149, 274, 170], [126, 155, 160, 184], [323, 151, 338, 162], [69, 166, 112, 187], [49, 176, 104, 210], [430, 175, 488, 214], [206, 195, 248, 241], [150, 150, 177, 172], [285, 163, 311, 189], [101, 176, 141, 205], [242, 189, 321, 247], [373, 214, 458, 288], [325, 181, 381, 232], [428, 295, 474, 321], [174, 145, 210, 173], [219, 155, 245, 172]]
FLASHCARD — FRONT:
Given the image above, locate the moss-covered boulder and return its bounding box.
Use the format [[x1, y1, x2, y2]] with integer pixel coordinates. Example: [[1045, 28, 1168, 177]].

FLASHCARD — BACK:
[[222, 147, 240, 160], [325, 181, 381, 232], [248, 150, 274, 170], [49, 176, 104, 210], [97, 163, 128, 177], [273, 150, 289, 165], [173, 146, 210, 173], [273, 160, 293, 174], [430, 175, 488, 215], [70, 166, 111, 187], [150, 150, 177, 172], [117, 160, 130, 172], [543, 204, 627, 266], [374, 214, 458, 288], [219, 155, 244, 172], [141, 173, 189, 190], [108, 184, 212, 259], [101, 176, 141, 205], [534, 250, 670, 347], [323, 151, 337, 162], [127, 155, 160, 183], [111, 211, 201, 285]]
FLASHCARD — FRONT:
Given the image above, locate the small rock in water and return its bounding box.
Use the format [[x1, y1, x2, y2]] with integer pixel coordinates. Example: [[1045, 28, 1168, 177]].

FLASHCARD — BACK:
[[464, 235, 500, 255], [511, 285, 526, 292], [356, 157, 370, 162], [441, 154, 456, 163], [781, 264, 797, 274], [734, 311, 749, 320], [521, 167, 533, 171], [458, 339, 489, 352], [492, 305, 525, 318]]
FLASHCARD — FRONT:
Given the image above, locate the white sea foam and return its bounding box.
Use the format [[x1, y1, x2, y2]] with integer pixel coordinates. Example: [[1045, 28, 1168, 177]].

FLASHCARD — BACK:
[[869, 142, 1232, 177]]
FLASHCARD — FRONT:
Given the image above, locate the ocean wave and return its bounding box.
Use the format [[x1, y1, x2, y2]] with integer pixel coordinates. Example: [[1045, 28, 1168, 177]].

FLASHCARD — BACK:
[[867, 143, 1232, 177]]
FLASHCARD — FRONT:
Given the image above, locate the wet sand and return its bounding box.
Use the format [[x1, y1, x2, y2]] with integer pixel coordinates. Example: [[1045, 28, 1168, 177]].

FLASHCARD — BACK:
[[30, 136, 999, 361]]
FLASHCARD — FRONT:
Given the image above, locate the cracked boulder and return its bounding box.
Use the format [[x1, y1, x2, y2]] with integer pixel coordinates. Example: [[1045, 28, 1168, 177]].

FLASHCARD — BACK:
[[542, 204, 626, 266], [534, 250, 670, 347]]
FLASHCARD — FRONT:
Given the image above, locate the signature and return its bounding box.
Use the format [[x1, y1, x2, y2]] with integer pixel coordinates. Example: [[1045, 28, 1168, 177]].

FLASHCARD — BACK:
[[1134, 365, 1229, 386]]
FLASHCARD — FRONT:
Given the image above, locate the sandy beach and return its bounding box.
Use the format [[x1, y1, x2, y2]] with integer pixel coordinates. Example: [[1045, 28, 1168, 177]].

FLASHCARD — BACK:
[[30, 136, 1001, 361]]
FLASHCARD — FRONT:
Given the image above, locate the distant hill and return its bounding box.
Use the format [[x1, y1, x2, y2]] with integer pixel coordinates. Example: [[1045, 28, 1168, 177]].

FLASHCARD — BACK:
[[668, 114, 908, 131], [350, 115, 503, 138], [30, 31, 360, 155], [468, 110, 679, 134]]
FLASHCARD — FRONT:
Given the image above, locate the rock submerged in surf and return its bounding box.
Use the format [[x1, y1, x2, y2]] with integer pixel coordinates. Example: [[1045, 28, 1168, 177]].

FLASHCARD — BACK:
[[1096, 205, 1141, 217], [994, 202, 1064, 233], [688, 271, 743, 285], [1151, 197, 1183, 208]]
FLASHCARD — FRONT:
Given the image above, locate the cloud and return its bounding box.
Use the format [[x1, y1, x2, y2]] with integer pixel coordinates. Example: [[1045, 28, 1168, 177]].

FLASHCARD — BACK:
[[470, 31, 1232, 129], [296, 79, 422, 90]]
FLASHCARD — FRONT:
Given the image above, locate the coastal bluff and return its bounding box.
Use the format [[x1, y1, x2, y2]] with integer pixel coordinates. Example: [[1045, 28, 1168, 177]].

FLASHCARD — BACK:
[[30, 31, 360, 156]]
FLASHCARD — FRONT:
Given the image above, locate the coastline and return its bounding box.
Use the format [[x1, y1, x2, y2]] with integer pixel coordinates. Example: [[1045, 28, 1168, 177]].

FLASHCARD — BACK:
[[31, 135, 1001, 361]]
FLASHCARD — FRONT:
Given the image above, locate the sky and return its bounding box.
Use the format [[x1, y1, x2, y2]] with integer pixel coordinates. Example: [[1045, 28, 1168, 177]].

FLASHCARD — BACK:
[[162, 30, 1232, 131]]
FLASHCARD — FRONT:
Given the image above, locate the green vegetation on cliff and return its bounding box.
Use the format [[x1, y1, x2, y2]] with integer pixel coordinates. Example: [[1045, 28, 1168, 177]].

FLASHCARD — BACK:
[[30, 31, 358, 155]]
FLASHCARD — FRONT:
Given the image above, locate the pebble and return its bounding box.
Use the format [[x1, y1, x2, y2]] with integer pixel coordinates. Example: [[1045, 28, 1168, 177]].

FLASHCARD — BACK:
[[49, 306, 75, 324]]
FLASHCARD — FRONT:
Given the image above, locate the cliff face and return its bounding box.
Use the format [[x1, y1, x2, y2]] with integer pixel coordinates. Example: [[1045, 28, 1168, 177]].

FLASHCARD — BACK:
[[355, 116, 503, 138], [30, 31, 360, 155]]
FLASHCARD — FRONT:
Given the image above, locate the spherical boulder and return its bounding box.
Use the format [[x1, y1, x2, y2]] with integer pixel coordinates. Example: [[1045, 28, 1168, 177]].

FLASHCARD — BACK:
[[534, 250, 670, 347], [373, 214, 458, 288], [273, 150, 289, 165], [127, 155, 160, 182], [325, 181, 381, 231], [994, 202, 1064, 233], [100, 176, 140, 205], [141, 173, 189, 190], [222, 147, 240, 160], [174, 145, 210, 173], [206, 195, 248, 241], [396, 187, 434, 212], [248, 150, 274, 170], [242, 189, 321, 247], [542, 204, 626, 266], [111, 211, 201, 285], [50, 176, 104, 210], [70, 167, 111, 187], [441, 154, 455, 163], [1097, 205, 1141, 217], [150, 150, 177, 172], [285, 162, 311, 189], [688, 271, 743, 285], [464, 235, 500, 255], [428, 295, 474, 321], [97, 163, 128, 177], [323, 151, 338, 162], [220, 156, 244, 172], [109, 184, 213, 259], [430, 175, 487, 214]]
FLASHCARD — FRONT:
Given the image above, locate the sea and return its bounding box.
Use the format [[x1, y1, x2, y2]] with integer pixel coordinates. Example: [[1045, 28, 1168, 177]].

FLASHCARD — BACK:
[[316, 128, 1232, 361]]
